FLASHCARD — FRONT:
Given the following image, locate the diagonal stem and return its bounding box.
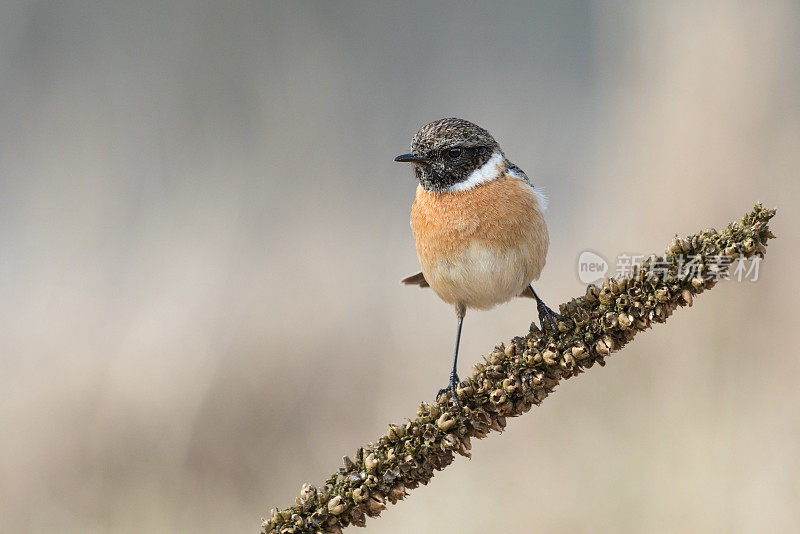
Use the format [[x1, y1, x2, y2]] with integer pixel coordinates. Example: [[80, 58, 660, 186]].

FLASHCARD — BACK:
[[264, 204, 777, 534]]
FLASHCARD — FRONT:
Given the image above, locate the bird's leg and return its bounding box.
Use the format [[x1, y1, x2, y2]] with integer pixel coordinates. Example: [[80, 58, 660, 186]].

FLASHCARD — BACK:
[[436, 312, 464, 409], [529, 285, 560, 332]]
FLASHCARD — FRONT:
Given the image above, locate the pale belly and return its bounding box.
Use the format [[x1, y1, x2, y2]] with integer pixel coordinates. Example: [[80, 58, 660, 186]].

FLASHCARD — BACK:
[[422, 243, 540, 310]]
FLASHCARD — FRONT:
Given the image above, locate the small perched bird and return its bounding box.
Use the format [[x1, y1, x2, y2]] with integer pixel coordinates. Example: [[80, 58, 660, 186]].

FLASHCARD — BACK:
[[395, 118, 559, 408]]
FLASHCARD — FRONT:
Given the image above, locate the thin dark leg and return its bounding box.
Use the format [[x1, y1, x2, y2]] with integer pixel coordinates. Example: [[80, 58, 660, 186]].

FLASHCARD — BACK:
[[530, 285, 560, 332], [436, 315, 464, 409]]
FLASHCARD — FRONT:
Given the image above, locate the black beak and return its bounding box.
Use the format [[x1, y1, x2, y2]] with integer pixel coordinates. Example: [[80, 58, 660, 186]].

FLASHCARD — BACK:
[[394, 153, 425, 163]]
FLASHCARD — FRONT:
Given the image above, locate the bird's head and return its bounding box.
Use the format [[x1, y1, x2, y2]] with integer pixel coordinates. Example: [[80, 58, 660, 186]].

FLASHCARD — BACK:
[[395, 118, 504, 193]]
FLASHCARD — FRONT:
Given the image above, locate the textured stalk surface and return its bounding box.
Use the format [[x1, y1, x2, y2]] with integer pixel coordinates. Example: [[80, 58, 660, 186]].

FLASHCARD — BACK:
[[264, 204, 777, 534]]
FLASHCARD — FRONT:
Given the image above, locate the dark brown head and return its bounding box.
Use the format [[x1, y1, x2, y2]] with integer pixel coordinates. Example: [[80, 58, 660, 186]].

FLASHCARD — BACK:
[[395, 118, 504, 193]]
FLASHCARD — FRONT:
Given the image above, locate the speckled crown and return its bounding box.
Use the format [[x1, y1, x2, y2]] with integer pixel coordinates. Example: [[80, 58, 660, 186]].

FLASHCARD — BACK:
[[411, 118, 499, 155]]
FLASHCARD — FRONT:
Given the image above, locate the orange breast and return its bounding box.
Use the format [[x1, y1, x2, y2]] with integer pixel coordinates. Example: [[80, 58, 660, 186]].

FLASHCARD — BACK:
[[410, 176, 549, 309]]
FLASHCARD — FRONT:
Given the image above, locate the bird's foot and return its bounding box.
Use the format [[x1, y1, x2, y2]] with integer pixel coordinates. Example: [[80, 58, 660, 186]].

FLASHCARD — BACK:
[[436, 372, 462, 410], [537, 300, 561, 332]]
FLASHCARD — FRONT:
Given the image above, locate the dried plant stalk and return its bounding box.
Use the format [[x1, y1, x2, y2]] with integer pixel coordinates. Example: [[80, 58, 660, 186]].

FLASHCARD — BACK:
[[264, 204, 777, 533]]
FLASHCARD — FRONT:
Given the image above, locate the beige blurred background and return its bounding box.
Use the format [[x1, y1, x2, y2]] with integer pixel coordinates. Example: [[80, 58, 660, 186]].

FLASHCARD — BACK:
[[1, 2, 798, 532]]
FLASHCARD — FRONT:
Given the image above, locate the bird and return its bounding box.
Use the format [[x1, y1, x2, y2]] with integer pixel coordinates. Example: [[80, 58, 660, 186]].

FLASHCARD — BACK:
[[395, 117, 559, 409]]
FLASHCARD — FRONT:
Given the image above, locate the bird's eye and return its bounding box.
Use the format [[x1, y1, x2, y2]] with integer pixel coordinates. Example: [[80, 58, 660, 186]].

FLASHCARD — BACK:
[[447, 147, 463, 159]]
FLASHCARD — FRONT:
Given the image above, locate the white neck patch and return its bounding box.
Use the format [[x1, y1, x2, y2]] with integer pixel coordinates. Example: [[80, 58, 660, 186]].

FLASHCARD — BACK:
[[532, 188, 548, 211], [446, 151, 504, 193]]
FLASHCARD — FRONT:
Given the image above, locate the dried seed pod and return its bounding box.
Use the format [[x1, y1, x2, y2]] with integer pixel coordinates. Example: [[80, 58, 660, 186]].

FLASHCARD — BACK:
[[595, 338, 610, 356], [368, 493, 386, 513], [502, 377, 517, 395], [491, 415, 507, 431], [471, 364, 485, 378], [573, 307, 590, 326], [349, 507, 366, 527], [584, 284, 599, 302], [417, 403, 432, 418], [489, 389, 507, 405], [327, 495, 346, 516], [668, 236, 683, 255], [542, 349, 557, 366], [598, 289, 614, 305], [618, 313, 633, 329], [436, 413, 455, 432], [476, 379, 490, 395], [571, 344, 587, 360], [561, 351, 575, 371], [489, 417, 503, 432], [486, 365, 504, 378], [389, 484, 406, 502], [364, 453, 379, 473], [504, 343, 516, 357], [456, 384, 474, 398], [609, 278, 622, 294], [300, 483, 317, 502], [291, 513, 304, 528], [352, 486, 368, 503], [442, 433, 459, 449], [489, 348, 505, 365]]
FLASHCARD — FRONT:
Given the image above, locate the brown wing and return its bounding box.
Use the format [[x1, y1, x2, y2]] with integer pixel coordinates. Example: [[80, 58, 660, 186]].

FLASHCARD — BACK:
[[401, 272, 429, 288]]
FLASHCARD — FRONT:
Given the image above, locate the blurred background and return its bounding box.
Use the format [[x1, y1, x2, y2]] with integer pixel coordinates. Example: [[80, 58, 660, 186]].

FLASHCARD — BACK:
[[1, 1, 798, 532]]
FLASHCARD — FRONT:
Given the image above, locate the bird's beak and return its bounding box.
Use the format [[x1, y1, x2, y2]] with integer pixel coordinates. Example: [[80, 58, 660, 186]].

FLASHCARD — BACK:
[[394, 153, 425, 163]]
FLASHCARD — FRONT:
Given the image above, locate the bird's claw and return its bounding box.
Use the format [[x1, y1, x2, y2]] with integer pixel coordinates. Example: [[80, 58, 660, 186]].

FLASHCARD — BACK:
[[436, 372, 462, 410], [537, 301, 561, 332]]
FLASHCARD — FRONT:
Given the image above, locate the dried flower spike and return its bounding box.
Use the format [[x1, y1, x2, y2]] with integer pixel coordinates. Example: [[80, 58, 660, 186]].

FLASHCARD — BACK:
[[264, 204, 776, 534]]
